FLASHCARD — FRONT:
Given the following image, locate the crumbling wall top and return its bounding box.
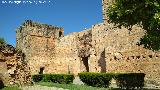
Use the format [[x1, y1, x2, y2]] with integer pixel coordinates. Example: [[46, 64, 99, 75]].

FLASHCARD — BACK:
[[19, 20, 63, 30], [16, 20, 64, 39]]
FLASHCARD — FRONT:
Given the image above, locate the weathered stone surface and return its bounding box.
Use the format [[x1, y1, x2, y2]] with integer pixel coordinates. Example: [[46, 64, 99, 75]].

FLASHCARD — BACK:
[[102, 0, 115, 23], [0, 44, 31, 86], [78, 29, 92, 57], [15, 0, 160, 86], [16, 20, 64, 75]]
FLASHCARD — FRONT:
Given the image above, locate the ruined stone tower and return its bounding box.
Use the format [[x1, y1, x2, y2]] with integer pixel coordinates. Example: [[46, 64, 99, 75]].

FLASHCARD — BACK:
[[16, 20, 64, 74], [102, 0, 114, 23]]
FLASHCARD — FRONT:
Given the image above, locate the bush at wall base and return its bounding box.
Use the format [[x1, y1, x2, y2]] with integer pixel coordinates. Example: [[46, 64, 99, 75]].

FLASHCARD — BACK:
[[32, 74, 74, 84], [78, 72, 113, 88], [78, 72, 145, 89], [32, 74, 43, 82], [114, 73, 145, 89]]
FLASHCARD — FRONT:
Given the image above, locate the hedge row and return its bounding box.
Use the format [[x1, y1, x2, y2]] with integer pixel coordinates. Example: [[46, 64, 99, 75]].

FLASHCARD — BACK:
[[32, 74, 74, 84], [78, 72, 113, 87], [115, 73, 145, 89], [79, 72, 145, 89], [32, 73, 145, 89]]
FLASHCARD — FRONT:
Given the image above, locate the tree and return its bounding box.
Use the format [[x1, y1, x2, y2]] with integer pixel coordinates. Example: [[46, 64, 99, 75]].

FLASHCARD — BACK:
[[0, 37, 6, 45], [108, 0, 160, 50]]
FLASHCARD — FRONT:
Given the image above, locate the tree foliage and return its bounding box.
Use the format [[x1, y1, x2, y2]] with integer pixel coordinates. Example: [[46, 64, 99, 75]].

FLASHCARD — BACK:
[[108, 0, 160, 50], [0, 37, 6, 45]]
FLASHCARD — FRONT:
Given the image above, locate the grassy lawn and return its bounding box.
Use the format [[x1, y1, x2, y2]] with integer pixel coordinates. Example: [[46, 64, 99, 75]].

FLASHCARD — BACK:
[[1, 82, 158, 90], [0, 86, 21, 90], [36, 82, 160, 90], [36, 82, 119, 90]]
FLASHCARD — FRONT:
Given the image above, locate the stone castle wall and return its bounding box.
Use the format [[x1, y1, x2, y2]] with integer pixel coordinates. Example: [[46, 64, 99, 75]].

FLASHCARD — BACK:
[[0, 44, 31, 86], [53, 29, 92, 75], [16, 20, 64, 74], [15, 0, 160, 85], [102, 0, 115, 23], [54, 32, 79, 74], [89, 23, 145, 72], [90, 23, 160, 83]]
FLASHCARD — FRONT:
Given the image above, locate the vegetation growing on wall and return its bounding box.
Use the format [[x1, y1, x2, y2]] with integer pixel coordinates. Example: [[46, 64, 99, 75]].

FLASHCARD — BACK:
[[0, 37, 6, 46]]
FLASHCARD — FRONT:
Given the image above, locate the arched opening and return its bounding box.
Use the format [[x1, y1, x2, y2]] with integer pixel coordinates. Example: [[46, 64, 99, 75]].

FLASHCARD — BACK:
[[59, 31, 62, 37], [39, 67, 44, 74]]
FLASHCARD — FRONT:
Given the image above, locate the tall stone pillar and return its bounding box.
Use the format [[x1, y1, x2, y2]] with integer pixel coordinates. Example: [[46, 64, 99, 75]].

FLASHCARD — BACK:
[[102, 0, 114, 23]]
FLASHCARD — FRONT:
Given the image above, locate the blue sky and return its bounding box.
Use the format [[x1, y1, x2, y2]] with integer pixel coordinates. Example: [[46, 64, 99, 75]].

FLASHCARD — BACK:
[[0, 0, 102, 46]]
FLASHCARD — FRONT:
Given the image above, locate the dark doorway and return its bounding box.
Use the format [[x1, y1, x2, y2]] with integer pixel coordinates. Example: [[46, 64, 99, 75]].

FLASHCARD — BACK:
[[0, 80, 4, 89], [82, 57, 89, 72], [39, 67, 44, 74], [59, 31, 62, 37]]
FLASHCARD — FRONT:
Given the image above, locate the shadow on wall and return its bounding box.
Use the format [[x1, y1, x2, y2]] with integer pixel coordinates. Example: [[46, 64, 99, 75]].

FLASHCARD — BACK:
[[82, 57, 89, 72], [0, 74, 4, 89], [98, 49, 106, 73]]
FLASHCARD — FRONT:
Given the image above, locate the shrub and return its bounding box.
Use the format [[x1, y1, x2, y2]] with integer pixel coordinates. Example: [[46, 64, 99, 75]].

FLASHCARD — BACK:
[[78, 72, 113, 88], [32, 74, 43, 82], [0, 37, 5, 45], [114, 73, 145, 89], [79, 72, 145, 89], [50, 74, 74, 84], [32, 74, 74, 84]]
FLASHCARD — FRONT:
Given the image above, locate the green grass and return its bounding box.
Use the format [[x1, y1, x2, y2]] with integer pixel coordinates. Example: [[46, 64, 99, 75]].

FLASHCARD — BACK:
[[0, 86, 21, 90], [36, 82, 119, 90], [36, 82, 160, 90]]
